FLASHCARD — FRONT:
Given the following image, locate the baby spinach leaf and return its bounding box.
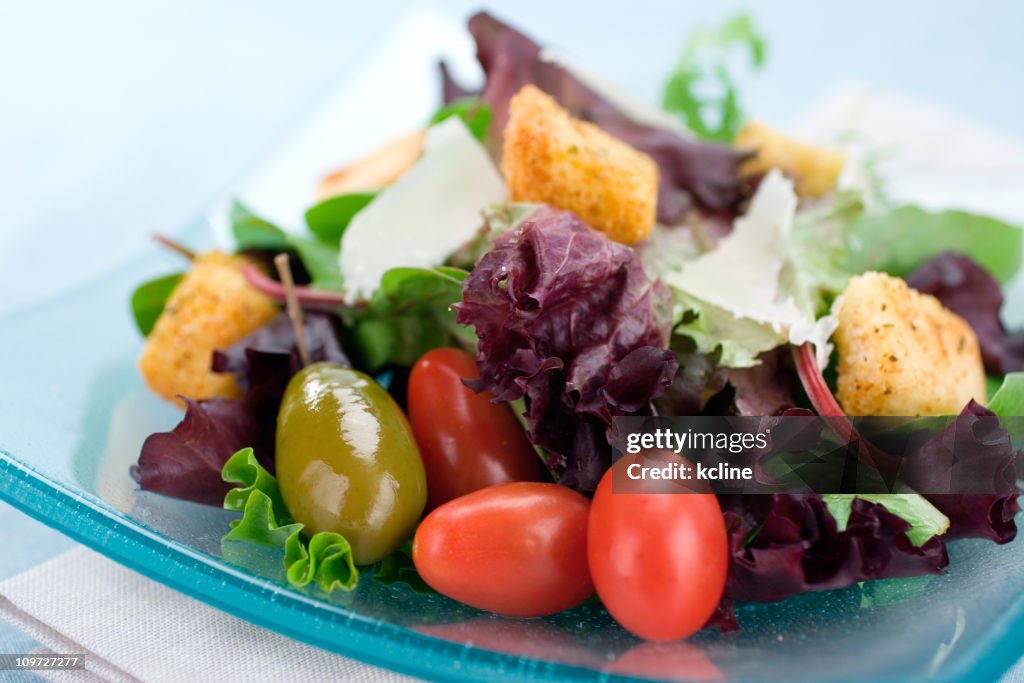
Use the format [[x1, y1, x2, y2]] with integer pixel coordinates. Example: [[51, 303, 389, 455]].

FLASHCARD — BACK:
[[227, 200, 347, 290], [230, 200, 290, 251], [662, 12, 765, 142], [130, 272, 184, 336], [989, 373, 1024, 417], [429, 97, 492, 142], [352, 315, 456, 371], [846, 205, 1022, 284], [349, 267, 474, 371], [305, 192, 377, 245], [289, 235, 343, 290]]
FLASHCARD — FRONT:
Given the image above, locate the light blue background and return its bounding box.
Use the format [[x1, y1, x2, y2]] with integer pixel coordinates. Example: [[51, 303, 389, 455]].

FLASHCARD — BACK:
[[0, 1, 1021, 679]]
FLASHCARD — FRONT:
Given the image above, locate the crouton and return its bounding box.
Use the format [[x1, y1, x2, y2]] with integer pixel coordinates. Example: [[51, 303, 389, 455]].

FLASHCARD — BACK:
[[317, 130, 423, 200], [500, 85, 658, 245], [139, 251, 279, 407], [835, 272, 986, 416], [734, 120, 845, 199]]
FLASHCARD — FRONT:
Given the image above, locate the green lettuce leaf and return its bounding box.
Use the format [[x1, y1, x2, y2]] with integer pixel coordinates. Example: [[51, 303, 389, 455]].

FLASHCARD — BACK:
[[289, 235, 343, 290], [785, 190, 863, 315], [822, 493, 950, 547], [230, 200, 291, 251], [227, 200, 347, 290], [224, 487, 302, 549], [305, 192, 377, 245], [429, 98, 492, 142], [130, 272, 184, 336], [989, 373, 1024, 416], [221, 448, 358, 594], [223, 202, 473, 370], [662, 12, 765, 141], [845, 205, 1022, 284], [987, 373, 1024, 442], [348, 266, 475, 370]]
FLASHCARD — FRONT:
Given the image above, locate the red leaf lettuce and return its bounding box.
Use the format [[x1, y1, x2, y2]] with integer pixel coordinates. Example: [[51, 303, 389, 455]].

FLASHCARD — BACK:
[[132, 313, 348, 505], [443, 12, 749, 222], [708, 493, 950, 631], [906, 252, 1024, 374], [456, 207, 677, 490]]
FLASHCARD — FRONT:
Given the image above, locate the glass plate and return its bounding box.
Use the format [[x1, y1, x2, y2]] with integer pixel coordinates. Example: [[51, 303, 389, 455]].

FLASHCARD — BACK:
[[2, 10, 1023, 683]]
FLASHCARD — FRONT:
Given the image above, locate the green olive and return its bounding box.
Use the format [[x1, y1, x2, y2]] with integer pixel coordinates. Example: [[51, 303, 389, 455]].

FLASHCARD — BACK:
[[276, 362, 427, 565]]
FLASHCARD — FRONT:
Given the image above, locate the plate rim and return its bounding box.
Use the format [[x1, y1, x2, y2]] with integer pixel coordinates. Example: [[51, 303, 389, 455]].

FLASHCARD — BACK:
[[3, 445, 1023, 683], [0, 451, 626, 683]]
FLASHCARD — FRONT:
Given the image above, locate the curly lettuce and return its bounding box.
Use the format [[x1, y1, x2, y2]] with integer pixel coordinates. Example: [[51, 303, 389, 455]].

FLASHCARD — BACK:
[[822, 494, 950, 547], [456, 206, 677, 491], [221, 448, 358, 593]]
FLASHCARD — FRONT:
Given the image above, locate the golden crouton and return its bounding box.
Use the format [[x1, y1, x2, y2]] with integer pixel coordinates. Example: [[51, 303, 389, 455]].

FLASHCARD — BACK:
[[835, 272, 986, 416], [139, 251, 279, 407], [734, 120, 845, 199], [317, 130, 423, 200], [500, 85, 658, 245]]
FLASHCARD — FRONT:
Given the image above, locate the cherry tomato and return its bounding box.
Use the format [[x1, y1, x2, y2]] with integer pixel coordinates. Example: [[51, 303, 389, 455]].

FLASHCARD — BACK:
[[588, 466, 729, 641], [407, 347, 541, 509], [413, 482, 593, 617]]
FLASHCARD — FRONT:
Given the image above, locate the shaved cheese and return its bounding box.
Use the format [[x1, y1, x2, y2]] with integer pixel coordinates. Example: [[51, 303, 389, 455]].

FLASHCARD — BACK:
[[663, 169, 838, 368], [339, 117, 506, 302]]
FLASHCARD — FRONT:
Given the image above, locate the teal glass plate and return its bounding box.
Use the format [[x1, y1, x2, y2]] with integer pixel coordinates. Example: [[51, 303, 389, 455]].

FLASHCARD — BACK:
[[1, 223, 1023, 683], [2, 11, 1024, 683]]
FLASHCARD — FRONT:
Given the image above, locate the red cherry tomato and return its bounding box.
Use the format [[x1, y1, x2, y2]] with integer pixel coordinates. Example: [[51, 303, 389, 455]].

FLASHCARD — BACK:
[[588, 467, 728, 641], [413, 482, 593, 617], [407, 347, 541, 509]]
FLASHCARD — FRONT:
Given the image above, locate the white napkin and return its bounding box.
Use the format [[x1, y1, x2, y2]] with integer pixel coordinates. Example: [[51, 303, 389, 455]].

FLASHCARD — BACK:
[[0, 547, 418, 683], [2, 87, 1024, 683]]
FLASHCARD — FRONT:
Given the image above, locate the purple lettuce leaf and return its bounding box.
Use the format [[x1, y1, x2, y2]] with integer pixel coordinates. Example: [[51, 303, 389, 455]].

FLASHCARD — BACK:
[[132, 313, 349, 505], [924, 494, 1020, 544], [437, 62, 474, 103], [906, 252, 1024, 374], [132, 398, 264, 506], [726, 347, 798, 416], [656, 343, 797, 418], [445, 11, 749, 222], [653, 336, 727, 417], [912, 401, 1021, 544], [211, 312, 348, 404], [456, 207, 677, 490], [720, 494, 949, 605]]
